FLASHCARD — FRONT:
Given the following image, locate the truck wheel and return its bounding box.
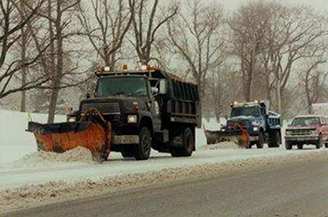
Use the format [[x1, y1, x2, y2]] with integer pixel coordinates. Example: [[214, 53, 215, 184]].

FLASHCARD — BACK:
[[256, 132, 264, 149], [325, 143, 328, 148], [285, 142, 292, 150], [316, 135, 322, 149], [268, 131, 281, 148], [134, 127, 151, 160], [171, 127, 194, 157], [297, 144, 303, 150]]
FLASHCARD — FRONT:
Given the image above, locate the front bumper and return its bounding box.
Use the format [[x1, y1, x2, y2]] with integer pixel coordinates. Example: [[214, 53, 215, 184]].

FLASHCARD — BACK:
[[113, 135, 139, 144], [285, 135, 319, 143]]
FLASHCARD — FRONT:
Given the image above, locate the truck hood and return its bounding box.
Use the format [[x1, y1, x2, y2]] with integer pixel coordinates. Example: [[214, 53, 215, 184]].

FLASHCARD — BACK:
[[80, 96, 148, 114], [228, 116, 257, 122]]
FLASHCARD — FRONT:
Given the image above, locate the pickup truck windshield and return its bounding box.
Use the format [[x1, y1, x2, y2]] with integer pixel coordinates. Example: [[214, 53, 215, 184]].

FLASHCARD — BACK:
[[96, 77, 147, 97], [291, 117, 320, 126], [231, 106, 260, 117]]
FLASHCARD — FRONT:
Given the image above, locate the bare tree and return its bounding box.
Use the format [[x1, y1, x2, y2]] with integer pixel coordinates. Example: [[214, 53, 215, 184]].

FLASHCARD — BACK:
[[77, 0, 133, 70], [0, 0, 50, 100], [301, 44, 328, 114], [40, 0, 81, 123], [228, 1, 271, 102], [264, 6, 328, 113], [167, 0, 225, 116], [129, 0, 178, 65]]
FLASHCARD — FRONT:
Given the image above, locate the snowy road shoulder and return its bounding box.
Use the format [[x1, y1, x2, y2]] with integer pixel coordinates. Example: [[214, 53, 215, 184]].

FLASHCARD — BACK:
[[1, 146, 328, 214]]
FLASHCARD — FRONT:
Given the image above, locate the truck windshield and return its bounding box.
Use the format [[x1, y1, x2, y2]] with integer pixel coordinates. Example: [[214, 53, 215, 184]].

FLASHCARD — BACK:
[[96, 77, 147, 97], [231, 106, 260, 117], [291, 117, 320, 126]]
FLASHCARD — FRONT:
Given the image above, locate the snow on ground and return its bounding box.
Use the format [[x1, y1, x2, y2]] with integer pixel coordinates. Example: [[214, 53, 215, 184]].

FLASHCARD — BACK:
[[0, 109, 66, 164], [12, 147, 95, 169], [2, 147, 328, 213], [2, 109, 328, 213]]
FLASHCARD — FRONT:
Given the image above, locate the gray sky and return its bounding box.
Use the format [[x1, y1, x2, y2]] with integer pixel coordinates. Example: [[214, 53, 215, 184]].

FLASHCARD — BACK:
[[215, 0, 328, 11]]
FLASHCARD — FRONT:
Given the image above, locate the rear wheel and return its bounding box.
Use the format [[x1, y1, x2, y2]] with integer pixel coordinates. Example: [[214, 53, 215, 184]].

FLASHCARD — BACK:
[[256, 132, 264, 149], [325, 143, 328, 148], [171, 127, 194, 157], [134, 127, 151, 160], [285, 142, 292, 150], [297, 144, 303, 150]]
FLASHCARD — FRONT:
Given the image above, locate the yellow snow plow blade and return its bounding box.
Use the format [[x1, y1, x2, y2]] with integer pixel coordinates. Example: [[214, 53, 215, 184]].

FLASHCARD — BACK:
[[205, 123, 250, 148], [27, 109, 113, 161]]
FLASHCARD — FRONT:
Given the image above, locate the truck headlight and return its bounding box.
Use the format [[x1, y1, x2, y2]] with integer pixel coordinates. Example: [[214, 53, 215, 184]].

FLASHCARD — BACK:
[[253, 126, 259, 131], [68, 116, 76, 122], [127, 115, 137, 123]]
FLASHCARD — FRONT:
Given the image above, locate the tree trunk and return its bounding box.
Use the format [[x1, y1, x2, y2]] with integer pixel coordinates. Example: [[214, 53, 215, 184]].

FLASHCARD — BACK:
[[276, 80, 282, 114], [47, 0, 63, 123], [20, 0, 27, 112]]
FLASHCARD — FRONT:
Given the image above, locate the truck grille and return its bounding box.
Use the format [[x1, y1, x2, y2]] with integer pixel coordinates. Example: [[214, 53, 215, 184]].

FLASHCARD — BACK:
[[290, 129, 311, 136], [81, 102, 120, 115], [228, 121, 249, 129]]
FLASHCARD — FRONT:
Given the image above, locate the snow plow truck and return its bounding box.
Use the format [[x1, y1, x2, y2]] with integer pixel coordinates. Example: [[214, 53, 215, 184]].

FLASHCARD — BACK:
[[28, 65, 201, 161], [205, 101, 281, 148]]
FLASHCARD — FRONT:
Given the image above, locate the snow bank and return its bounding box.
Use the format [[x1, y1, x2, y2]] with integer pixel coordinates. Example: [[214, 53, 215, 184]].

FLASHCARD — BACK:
[[2, 149, 328, 214], [0, 109, 65, 163], [12, 147, 94, 168], [205, 141, 239, 150]]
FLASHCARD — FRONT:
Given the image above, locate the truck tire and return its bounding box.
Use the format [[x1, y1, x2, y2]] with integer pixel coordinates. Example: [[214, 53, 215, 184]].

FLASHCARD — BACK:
[[268, 131, 281, 148], [285, 142, 292, 150], [297, 144, 303, 150], [171, 127, 194, 157], [134, 127, 151, 160], [325, 143, 328, 148], [316, 134, 323, 149], [256, 132, 264, 149]]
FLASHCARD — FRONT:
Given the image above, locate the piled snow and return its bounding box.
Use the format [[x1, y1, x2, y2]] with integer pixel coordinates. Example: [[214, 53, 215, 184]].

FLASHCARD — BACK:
[[12, 147, 94, 168], [205, 141, 239, 150]]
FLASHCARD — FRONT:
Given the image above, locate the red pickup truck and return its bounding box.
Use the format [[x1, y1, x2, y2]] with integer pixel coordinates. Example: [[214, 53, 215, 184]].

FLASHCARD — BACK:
[[285, 115, 328, 150]]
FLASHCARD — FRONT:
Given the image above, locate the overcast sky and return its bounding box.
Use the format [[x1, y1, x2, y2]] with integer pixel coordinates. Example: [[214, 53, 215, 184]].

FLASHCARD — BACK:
[[213, 0, 328, 11]]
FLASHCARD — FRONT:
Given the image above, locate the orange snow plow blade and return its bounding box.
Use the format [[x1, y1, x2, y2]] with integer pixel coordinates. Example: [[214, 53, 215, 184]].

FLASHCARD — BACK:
[[205, 122, 250, 148], [27, 109, 112, 161]]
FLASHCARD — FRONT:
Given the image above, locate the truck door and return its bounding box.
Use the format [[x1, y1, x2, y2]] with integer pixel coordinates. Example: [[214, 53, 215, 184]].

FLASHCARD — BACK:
[[149, 80, 162, 132]]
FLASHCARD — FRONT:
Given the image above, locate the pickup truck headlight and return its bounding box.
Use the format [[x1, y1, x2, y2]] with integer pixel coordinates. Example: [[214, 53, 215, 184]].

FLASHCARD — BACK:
[[127, 115, 137, 123], [285, 130, 292, 136], [253, 126, 259, 131], [68, 116, 76, 122], [311, 130, 318, 135]]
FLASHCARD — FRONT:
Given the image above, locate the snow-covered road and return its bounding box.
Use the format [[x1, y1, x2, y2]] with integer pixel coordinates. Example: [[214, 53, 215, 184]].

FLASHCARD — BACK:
[[0, 145, 325, 190]]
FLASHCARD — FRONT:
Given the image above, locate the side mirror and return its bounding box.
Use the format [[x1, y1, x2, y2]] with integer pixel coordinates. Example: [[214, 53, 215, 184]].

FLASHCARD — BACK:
[[159, 79, 167, 94], [86, 93, 91, 99]]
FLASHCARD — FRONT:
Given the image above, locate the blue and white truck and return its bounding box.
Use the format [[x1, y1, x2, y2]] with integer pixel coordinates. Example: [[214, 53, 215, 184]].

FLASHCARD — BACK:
[[206, 101, 282, 148]]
